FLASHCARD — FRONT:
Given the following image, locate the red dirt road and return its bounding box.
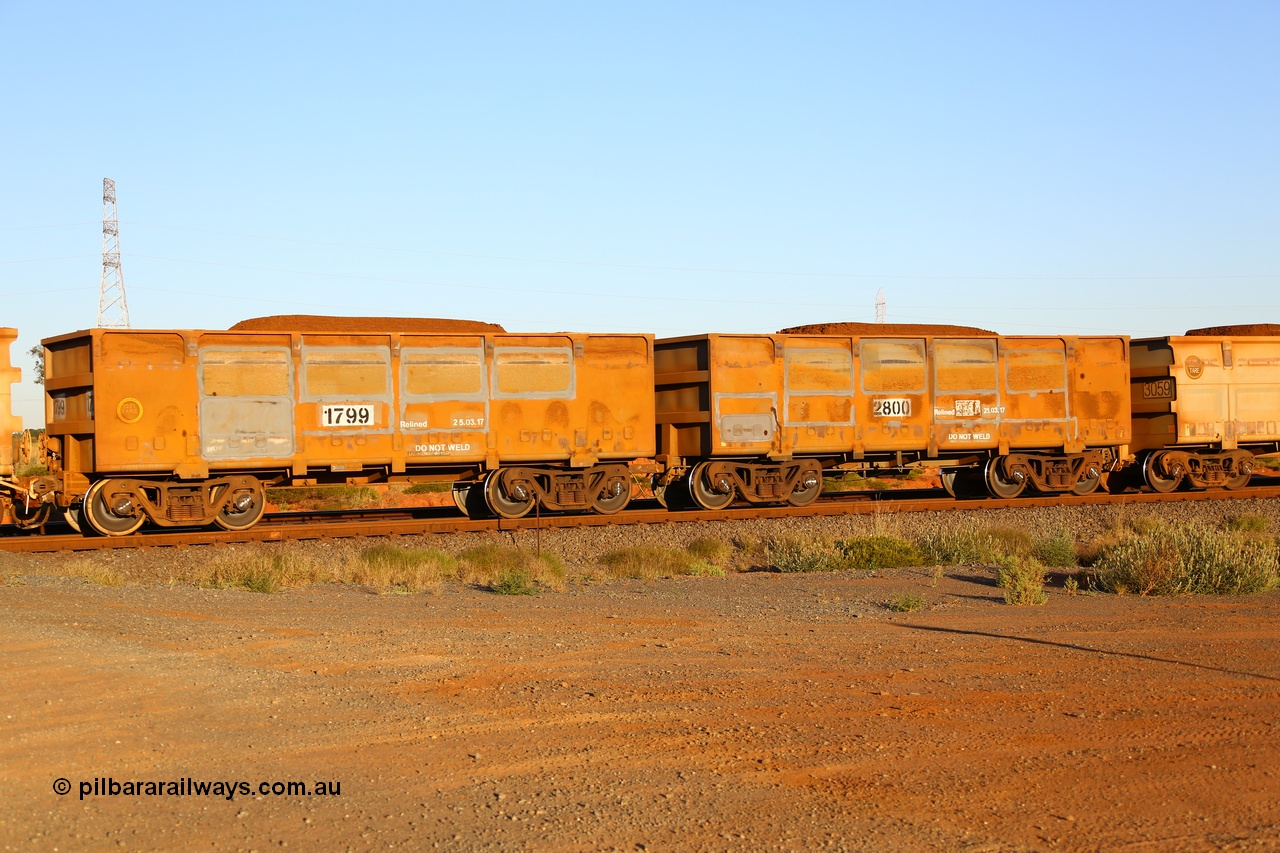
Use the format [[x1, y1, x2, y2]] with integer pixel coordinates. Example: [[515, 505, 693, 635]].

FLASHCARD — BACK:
[[3, 568, 1279, 851]]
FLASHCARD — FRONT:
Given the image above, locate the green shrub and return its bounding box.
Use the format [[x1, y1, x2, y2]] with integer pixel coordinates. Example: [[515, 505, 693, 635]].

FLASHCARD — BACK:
[[835, 536, 923, 570], [1033, 530, 1079, 567], [490, 567, 537, 595], [1224, 513, 1268, 533], [916, 525, 1077, 569], [1094, 522, 1279, 596], [887, 591, 924, 612], [997, 557, 1049, 606]]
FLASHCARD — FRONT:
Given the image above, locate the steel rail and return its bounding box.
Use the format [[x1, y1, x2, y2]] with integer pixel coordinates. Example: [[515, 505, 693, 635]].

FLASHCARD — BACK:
[[4, 479, 1280, 554]]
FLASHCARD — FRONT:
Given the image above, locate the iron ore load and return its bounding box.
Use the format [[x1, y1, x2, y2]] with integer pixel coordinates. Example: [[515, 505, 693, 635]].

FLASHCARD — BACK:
[[1, 317, 1278, 537]]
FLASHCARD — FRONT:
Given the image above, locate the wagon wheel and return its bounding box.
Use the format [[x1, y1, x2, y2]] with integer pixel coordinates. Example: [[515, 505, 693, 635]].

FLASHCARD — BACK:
[[1223, 472, 1251, 491], [214, 483, 265, 531], [590, 476, 631, 515], [1071, 466, 1103, 496], [786, 464, 822, 507], [11, 499, 52, 530], [688, 462, 734, 510], [452, 482, 491, 519], [1141, 452, 1182, 494], [983, 457, 1026, 499], [83, 479, 147, 536], [940, 469, 960, 498], [452, 482, 473, 514], [1223, 452, 1253, 491], [63, 504, 83, 534], [482, 470, 535, 519]]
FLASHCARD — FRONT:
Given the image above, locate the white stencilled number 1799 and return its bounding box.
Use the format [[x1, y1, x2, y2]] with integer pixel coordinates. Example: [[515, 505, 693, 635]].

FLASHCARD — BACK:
[[321, 404, 374, 427]]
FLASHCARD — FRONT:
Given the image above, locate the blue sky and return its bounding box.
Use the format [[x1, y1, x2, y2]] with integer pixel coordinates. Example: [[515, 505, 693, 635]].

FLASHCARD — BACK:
[[2, 2, 1277, 425]]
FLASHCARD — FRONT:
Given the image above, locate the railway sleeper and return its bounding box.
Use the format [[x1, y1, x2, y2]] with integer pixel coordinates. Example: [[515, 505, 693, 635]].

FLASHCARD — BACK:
[[687, 459, 823, 510], [482, 464, 632, 519], [81, 475, 266, 536]]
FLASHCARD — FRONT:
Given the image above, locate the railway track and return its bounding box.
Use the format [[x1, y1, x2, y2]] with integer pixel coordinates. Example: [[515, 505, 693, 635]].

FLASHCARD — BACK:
[[5, 477, 1280, 554]]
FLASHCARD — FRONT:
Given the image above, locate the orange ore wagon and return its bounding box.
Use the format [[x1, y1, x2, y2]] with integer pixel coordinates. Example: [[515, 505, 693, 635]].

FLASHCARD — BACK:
[[653, 332, 1131, 506], [39, 319, 655, 534], [1129, 330, 1280, 491]]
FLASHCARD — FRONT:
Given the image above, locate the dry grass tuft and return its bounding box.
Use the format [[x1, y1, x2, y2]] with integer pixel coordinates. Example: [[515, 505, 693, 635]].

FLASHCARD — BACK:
[[916, 529, 1004, 567], [835, 535, 923, 570], [599, 545, 724, 580], [352, 544, 456, 593], [766, 535, 845, 573], [458, 545, 566, 593], [685, 538, 733, 570]]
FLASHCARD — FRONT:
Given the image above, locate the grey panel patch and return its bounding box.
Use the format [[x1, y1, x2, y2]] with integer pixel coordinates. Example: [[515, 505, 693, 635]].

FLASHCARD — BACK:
[[720, 414, 774, 442], [200, 397, 295, 460]]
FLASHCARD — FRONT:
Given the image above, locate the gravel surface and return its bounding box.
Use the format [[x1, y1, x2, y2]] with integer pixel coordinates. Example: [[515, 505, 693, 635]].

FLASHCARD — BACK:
[[2, 498, 1279, 851]]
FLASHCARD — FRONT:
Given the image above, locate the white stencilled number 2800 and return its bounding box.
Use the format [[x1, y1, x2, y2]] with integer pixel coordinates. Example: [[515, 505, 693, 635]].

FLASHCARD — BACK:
[[872, 398, 912, 418]]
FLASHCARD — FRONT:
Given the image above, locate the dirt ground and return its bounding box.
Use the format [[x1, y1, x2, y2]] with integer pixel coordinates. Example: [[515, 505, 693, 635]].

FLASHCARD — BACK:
[[3, 563, 1279, 852]]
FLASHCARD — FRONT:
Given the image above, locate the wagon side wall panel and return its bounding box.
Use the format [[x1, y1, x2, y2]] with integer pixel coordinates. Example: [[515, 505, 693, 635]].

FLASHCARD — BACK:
[[704, 335, 783, 456], [780, 336, 855, 454], [1160, 336, 1280, 449], [1068, 336, 1131, 450]]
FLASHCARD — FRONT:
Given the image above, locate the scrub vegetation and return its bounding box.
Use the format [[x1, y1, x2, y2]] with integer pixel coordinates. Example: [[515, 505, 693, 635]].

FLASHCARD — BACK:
[[19, 510, 1279, 601]]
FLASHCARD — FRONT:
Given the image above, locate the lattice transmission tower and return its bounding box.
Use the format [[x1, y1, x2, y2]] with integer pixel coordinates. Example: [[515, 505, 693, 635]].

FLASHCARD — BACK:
[[875, 288, 886, 323], [96, 178, 131, 328]]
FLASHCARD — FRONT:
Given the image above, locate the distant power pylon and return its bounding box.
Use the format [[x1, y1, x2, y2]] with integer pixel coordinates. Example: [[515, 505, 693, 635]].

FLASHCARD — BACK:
[[96, 178, 131, 328], [875, 288, 886, 323]]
